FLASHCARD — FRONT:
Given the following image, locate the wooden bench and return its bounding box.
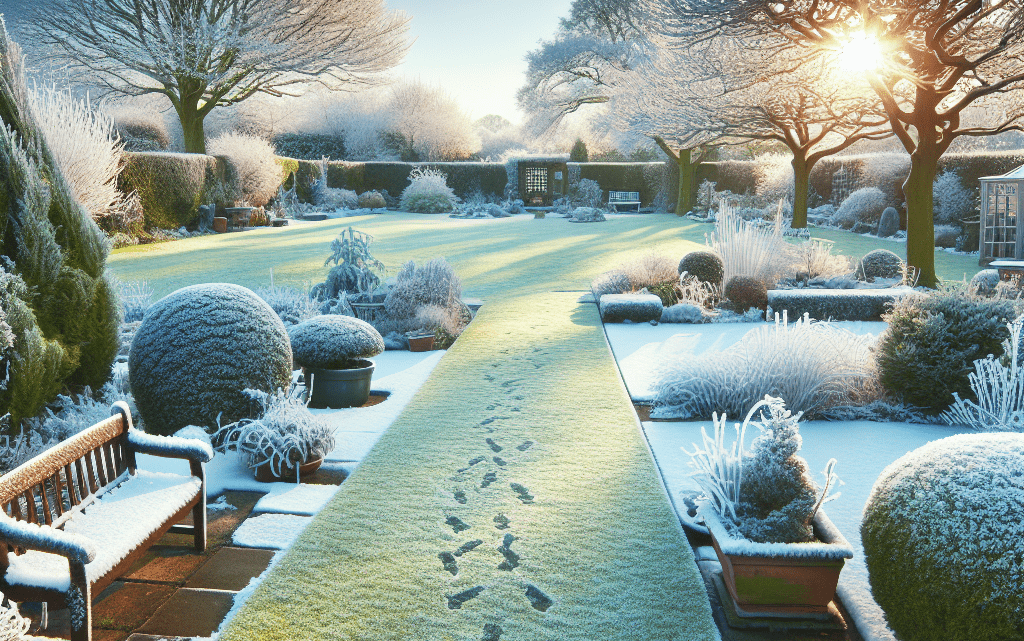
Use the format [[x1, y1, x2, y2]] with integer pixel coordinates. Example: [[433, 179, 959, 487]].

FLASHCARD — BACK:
[[0, 402, 212, 641], [608, 191, 641, 212]]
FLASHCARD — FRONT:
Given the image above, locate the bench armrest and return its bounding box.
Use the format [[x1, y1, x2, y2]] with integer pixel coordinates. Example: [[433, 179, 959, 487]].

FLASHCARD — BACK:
[[127, 429, 214, 463], [0, 515, 96, 565]]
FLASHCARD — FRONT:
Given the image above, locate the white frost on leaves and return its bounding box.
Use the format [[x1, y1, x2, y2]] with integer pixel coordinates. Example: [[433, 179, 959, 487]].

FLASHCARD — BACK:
[[0, 590, 30, 641], [289, 314, 385, 368], [252, 484, 339, 516], [128, 428, 214, 462], [943, 313, 1024, 431], [231, 513, 311, 549], [4, 471, 200, 591], [701, 507, 854, 560]]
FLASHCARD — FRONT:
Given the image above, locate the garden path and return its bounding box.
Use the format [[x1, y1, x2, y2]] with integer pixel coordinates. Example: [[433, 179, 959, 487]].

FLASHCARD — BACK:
[[217, 292, 718, 641]]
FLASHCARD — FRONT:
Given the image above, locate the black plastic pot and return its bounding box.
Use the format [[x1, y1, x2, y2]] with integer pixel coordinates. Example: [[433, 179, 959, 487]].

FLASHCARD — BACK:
[[303, 359, 375, 409]]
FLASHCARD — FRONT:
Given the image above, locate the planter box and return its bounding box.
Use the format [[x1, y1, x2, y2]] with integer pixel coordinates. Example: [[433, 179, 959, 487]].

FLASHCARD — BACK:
[[407, 334, 434, 352], [213, 217, 228, 233], [703, 508, 854, 619]]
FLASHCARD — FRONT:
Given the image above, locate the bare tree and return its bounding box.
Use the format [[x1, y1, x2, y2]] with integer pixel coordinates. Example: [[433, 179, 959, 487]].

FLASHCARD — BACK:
[[647, 0, 1024, 287], [30, 0, 410, 153]]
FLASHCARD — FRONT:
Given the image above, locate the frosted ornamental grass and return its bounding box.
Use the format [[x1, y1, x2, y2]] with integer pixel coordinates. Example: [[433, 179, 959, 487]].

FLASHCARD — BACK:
[[943, 313, 1024, 431]]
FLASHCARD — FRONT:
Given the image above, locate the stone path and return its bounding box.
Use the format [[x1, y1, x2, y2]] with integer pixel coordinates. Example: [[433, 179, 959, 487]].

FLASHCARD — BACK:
[[218, 293, 718, 641]]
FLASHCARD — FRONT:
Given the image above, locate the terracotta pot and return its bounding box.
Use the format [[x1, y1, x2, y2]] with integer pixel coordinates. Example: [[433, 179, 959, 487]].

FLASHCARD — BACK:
[[254, 456, 323, 483], [302, 359, 375, 409], [212, 217, 228, 233], [703, 509, 853, 618], [407, 334, 434, 352]]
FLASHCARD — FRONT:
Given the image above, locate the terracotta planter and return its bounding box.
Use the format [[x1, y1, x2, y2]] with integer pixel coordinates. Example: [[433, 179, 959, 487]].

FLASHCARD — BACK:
[[254, 456, 323, 483], [407, 334, 434, 352], [703, 509, 854, 619], [302, 359, 375, 409], [212, 217, 228, 233]]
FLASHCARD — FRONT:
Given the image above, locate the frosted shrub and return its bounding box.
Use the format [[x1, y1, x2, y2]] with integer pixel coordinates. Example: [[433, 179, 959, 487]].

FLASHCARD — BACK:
[[311, 157, 358, 210], [834, 187, 886, 228], [0, 590, 29, 641], [754, 152, 794, 203], [710, 203, 795, 288], [933, 169, 974, 225], [619, 253, 678, 292], [213, 388, 335, 480], [208, 132, 282, 207], [569, 178, 603, 208], [289, 315, 385, 369], [383, 258, 466, 338], [876, 286, 1024, 413], [797, 239, 853, 280], [313, 227, 385, 300], [862, 434, 1024, 641], [104, 99, 171, 151], [686, 396, 840, 543], [29, 84, 133, 227], [254, 276, 320, 327], [399, 167, 458, 213], [590, 270, 629, 299], [118, 279, 153, 323], [942, 313, 1024, 431], [654, 314, 879, 420]]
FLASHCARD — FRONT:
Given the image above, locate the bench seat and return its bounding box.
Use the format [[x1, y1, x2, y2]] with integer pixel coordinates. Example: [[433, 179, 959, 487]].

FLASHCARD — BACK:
[[4, 470, 201, 592]]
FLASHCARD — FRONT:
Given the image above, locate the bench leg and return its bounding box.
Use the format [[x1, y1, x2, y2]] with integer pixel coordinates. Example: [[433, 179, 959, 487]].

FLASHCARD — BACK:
[[68, 563, 92, 641], [191, 460, 208, 552]]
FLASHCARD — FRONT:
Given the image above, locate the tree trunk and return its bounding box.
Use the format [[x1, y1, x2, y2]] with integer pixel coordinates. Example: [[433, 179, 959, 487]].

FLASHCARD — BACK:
[[903, 151, 939, 288], [677, 148, 694, 216], [177, 103, 207, 154], [791, 155, 810, 228]]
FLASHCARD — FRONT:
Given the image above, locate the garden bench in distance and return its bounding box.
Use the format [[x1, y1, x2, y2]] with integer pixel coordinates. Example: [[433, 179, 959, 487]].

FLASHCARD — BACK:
[[608, 190, 641, 212], [0, 402, 212, 641]]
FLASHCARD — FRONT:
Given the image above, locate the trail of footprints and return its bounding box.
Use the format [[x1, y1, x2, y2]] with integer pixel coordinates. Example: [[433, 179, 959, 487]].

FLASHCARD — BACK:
[[440, 356, 554, 638]]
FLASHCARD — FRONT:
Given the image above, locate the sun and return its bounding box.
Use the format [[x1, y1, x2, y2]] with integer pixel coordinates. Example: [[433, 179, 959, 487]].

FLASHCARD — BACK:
[[839, 32, 883, 72]]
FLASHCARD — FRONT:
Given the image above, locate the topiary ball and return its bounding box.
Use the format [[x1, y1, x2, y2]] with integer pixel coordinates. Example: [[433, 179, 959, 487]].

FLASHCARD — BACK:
[[358, 191, 387, 210], [678, 250, 724, 287], [724, 276, 768, 312], [289, 314, 385, 370], [129, 284, 293, 436], [857, 249, 904, 280], [862, 433, 1024, 641]]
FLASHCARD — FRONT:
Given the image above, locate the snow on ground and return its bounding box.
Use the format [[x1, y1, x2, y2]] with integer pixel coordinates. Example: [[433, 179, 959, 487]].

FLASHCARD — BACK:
[[605, 320, 970, 641], [252, 484, 339, 516], [605, 320, 888, 402], [231, 514, 312, 549]]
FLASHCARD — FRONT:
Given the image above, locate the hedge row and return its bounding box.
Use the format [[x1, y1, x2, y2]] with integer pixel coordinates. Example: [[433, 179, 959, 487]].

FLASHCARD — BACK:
[[118, 152, 230, 229], [698, 150, 1024, 208], [577, 162, 668, 207]]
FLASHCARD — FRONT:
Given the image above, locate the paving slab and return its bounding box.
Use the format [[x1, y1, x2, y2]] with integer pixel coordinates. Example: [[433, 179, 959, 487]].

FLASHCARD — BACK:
[[123, 551, 206, 585], [185, 547, 276, 591], [92, 581, 178, 633], [136, 588, 235, 638]]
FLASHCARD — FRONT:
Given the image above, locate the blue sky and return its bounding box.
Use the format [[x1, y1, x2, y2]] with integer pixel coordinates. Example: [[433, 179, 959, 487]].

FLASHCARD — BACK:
[[386, 0, 573, 124]]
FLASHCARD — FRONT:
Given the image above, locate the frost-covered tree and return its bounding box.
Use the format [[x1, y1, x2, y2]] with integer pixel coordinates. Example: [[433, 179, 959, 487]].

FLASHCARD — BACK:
[[382, 81, 480, 161], [0, 22, 120, 433], [29, 0, 410, 153], [646, 0, 1024, 286]]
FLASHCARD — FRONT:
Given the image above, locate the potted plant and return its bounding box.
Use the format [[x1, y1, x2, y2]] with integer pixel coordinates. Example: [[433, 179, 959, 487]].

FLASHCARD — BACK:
[[289, 314, 385, 408], [405, 330, 434, 352], [213, 388, 335, 482], [686, 395, 853, 618]]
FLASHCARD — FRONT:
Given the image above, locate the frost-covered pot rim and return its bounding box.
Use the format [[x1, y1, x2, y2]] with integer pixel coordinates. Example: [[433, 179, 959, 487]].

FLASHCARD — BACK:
[[700, 506, 854, 560]]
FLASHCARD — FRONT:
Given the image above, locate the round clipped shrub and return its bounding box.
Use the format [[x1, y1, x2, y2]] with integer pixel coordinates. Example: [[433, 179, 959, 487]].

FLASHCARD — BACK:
[[724, 276, 768, 312], [862, 433, 1024, 641], [678, 250, 724, 287], [835, 187, 887, 228], [857, 248, 904, 280], [969, 268, 1000, 295], [400, 167, 458, 213], [358, 190, 387, 210], [129, 284, 293, 436], [289, 315, 385, 369]]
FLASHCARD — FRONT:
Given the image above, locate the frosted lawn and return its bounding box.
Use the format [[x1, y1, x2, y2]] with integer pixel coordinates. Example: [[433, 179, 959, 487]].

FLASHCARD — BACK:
[[604, 320, 970, 641]]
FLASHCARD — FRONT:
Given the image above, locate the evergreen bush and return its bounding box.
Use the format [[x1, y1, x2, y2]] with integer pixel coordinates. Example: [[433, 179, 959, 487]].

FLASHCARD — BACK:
[[857, 248, 904, 280], [933, 169, 974, 225], [834, 187, 887, 228], [128, 284, 293, 435], [0, 26, 119, 434], [876, 287, 1023, 413], [289, 314, 384, 369], [724, 276, 768, 312], [400, 167, 459, 213], [862, 433, 1024, 641], [569, 138, 589, 162], [118, 152, 227, 229], [678, 251, 724, 288]]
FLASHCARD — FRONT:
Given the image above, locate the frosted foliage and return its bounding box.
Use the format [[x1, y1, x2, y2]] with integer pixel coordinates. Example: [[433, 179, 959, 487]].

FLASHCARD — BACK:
[[685, 396, 840, 544], [118, 279, 153, 323], [28, 84, 130, 224], [0, 592, 29, 641], [933, 170, 974, 225], [943, 314, 1024, 431], [710, 204, 795, 288], [254, 283, 319, 326], [570, 178, 603, 208], [835, 187, 886, 226], [312, 157, 358, 210], [386, 80, 481, 161], [289, 314, 384, 369], [128, 284, 292, 436], [862, 433, 1024, 638], [213, 388, 334, 478], [399, 167, 458, 213], [619, 253, 678, 291], [755, 153, 794, 202], [383, 259, 465, 335], [207, 132, 281, 207], [590, 270, 629, 298], [654, 315, 879, 420]]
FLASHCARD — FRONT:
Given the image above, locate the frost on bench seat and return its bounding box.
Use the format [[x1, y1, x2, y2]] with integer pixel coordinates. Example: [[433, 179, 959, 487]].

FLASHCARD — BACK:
[[4, 471, 200, 592]]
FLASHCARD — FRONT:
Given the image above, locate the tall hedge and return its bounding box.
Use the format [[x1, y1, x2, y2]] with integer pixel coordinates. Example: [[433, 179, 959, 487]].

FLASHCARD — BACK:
[[576, 162, 668, 207], [0, 23, 119, 433], [118, 152, 230, 230]]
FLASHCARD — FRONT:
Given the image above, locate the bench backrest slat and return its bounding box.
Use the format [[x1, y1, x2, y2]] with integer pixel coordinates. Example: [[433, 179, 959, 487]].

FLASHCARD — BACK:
[[74, 459, 88, 502], [92, 449, 107, 488]]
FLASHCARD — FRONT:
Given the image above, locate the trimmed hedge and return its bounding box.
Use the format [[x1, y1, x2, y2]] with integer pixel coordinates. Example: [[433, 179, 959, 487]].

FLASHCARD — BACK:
[[575, 162, 668, 207], [767, 288, 922, 322], [118, 152, 229, 229], [599, 294, 663, 323]]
